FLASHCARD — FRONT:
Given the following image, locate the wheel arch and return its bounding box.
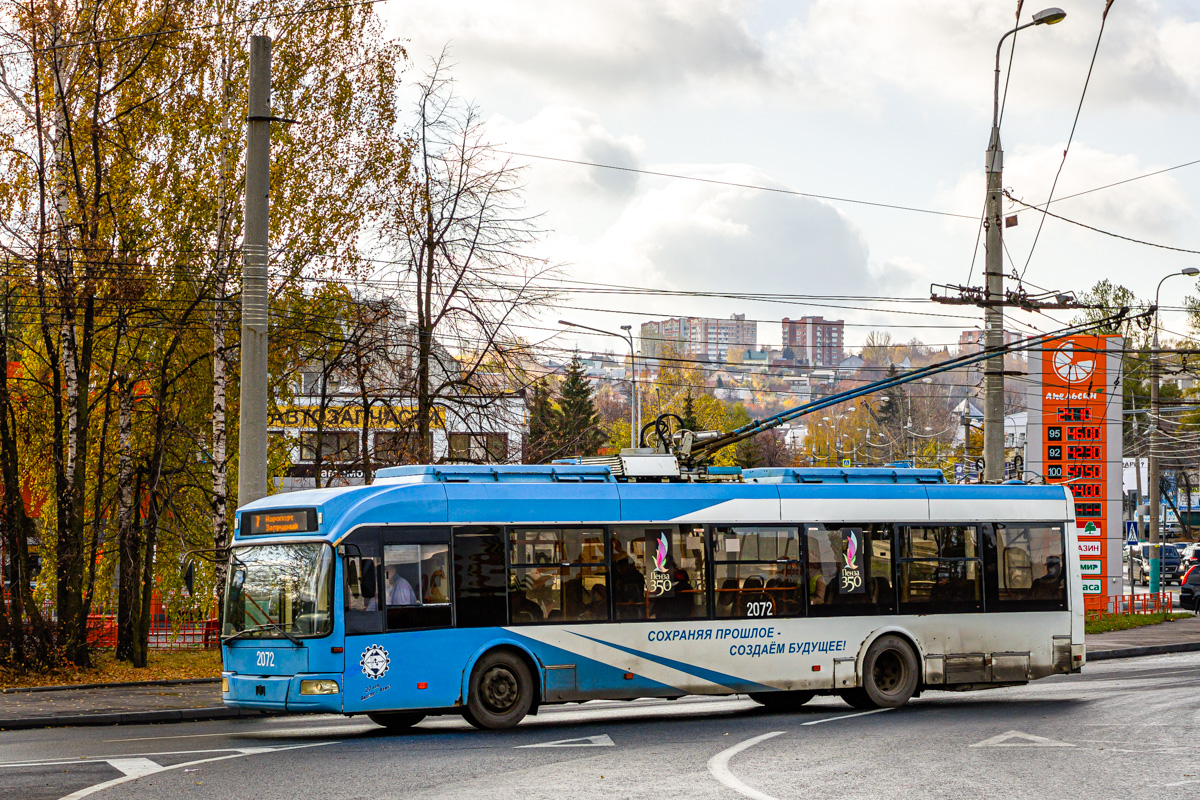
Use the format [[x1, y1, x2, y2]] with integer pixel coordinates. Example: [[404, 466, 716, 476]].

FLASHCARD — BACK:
[[855, 626, 925, 684], [459, 638, 543, 710]]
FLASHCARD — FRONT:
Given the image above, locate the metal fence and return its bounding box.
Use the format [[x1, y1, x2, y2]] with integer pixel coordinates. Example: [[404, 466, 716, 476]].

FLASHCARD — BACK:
[[2, 591, 220, 650], [1085, 591, 1175, 621]]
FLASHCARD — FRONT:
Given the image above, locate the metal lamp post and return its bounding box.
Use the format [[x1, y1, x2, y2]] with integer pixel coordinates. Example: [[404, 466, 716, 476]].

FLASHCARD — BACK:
[[982, 7, 1066, 483], [560, 320, 639, 449], [1147, 266, 1200, 593]]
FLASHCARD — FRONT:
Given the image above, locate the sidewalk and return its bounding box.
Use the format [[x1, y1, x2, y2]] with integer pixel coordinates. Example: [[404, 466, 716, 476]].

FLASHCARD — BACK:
[[0, 679, 273, 731], [1086, 613, 1200, 661]]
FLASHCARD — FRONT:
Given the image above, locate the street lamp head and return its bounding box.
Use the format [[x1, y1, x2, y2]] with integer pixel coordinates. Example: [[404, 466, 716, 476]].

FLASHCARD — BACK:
[[620, 324, 633, 331], [1182, 267, 1200, 276], [1032, 7, 1066, 25]]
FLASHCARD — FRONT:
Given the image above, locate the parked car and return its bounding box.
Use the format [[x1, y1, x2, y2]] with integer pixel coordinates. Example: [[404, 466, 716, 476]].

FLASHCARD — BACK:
[[1180, 565, 1200, 611], [1181, 543, 1200, 572], [1130, 543, 1182, 585]]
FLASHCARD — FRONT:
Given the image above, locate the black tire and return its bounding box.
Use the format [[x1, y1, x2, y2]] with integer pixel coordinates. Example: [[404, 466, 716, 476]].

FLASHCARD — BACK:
[[367, 711, 426, 731], [463, 650, 534, 730], [844, 634, 919, 710], [748, 690, 816, 712], [839, 688, 876, 709]]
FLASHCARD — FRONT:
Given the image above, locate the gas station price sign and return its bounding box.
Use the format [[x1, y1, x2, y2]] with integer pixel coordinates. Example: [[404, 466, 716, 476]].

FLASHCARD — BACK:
[[1034, 334, 1118, 608]]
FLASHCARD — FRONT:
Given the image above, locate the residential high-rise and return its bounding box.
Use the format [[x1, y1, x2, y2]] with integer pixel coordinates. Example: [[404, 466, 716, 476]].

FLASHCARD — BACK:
[[639, 314, 757, 362], [782, 316, 844, 367]]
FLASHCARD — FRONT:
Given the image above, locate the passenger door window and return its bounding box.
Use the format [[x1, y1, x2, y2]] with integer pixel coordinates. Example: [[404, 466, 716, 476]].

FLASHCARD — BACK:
[[508, 527, 609, 624], [383, 543, 452, 630], [712, 526, 803, 619], [898, 525, 983, 613], [611, 525, 707, 621], [805, 524, 895, 616]]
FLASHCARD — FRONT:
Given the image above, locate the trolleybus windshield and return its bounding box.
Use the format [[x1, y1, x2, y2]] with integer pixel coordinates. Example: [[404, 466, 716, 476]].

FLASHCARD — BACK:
[[223, 543, 334, 638]]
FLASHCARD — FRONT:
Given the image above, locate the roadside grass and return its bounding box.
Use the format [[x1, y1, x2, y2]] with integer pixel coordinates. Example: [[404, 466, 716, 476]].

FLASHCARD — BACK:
[[1, 648, 221, 690], [1085, 611, 1194, 635]]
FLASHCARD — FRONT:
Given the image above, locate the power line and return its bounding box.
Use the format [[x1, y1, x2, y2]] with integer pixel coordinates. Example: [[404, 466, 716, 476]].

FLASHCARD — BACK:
[[1019, 0, 1116, 280], [1004, 191, 1200, 256], [497, 151, 980, 221]]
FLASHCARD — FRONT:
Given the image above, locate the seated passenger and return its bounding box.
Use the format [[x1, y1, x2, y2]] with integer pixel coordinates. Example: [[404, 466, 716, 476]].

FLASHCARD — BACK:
[[386, 566, 418, 606]]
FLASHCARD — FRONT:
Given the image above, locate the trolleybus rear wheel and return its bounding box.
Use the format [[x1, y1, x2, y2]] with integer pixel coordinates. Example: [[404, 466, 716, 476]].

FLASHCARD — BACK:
[[840, 635, 918, 709], [463, 650, 533, 730], [367, 711, 426, 731], [748, 690, 816, 712]]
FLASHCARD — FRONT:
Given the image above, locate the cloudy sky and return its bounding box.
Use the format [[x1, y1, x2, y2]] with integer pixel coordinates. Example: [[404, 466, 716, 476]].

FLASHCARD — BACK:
[[379, 0, 1200, 356]]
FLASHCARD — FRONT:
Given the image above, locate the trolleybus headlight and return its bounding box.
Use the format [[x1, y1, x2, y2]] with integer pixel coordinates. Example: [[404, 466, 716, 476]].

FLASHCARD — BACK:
[[221, 677, 229, 693], [300, 679, 340, 695]]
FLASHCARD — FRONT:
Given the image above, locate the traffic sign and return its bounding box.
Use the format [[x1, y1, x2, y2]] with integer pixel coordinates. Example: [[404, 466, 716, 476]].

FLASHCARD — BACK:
[[954, 463, 964, 483], [841, 458, 851, 468], [1124, 520, 1139, 546]]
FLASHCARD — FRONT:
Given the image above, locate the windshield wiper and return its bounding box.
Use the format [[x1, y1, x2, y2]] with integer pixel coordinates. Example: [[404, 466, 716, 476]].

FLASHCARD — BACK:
[[221, 622, 302, 647]]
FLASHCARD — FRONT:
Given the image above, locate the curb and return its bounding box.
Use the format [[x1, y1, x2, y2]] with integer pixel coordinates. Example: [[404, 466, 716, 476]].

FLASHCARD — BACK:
[[1, 677, 220, 695], [0, 706, 276, 731], [1088, 640, 1200, 661]]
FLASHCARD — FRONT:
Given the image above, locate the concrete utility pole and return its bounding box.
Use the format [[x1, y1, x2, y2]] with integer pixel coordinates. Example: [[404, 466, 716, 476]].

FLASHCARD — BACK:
[[238, 35, 271, 508], [1148, 267, 1199, 593], [982, 8, 1066, 482]]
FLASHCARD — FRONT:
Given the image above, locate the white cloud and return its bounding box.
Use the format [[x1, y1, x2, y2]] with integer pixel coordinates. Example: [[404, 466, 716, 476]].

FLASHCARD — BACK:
[[560, 164, 872, 317], [386, 0, 767, 105], [768, 0, 1199, 115]]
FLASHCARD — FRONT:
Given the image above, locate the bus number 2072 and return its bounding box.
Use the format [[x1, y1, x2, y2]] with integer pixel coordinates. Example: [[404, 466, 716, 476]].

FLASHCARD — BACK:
[[256, 651, 276, 668]]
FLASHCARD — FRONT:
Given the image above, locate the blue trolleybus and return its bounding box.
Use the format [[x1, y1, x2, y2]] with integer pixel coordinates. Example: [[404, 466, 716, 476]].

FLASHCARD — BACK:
[[220, 458, 1085, 730]]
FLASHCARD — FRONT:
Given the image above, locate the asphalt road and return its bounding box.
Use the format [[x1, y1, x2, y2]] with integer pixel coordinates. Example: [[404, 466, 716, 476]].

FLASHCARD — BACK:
[[1, 652, 1197, 800]]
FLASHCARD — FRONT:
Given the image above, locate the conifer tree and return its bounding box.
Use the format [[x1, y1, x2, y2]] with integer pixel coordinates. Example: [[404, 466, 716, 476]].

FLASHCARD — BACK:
[[526, 378, 562, 463], [556, 354, 604, 457]]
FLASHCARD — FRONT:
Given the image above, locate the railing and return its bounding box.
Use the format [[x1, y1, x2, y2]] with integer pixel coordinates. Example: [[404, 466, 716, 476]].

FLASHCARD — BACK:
[[3, 591, 220, 650], [1085, 591, 1174, 621]]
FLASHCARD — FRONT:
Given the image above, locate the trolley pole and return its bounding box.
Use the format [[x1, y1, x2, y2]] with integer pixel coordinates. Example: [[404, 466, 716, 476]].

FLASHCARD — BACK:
[[238, 35, 271, 507]]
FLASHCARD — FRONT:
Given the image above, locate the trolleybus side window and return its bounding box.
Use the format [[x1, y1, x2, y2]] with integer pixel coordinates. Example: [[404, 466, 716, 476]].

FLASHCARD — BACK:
[[898, 525, 983, 613], [611, 525, 707, 621], [508, 527, 608, 624], [804, 524, 895, 616], [383, 543, 452, 630], [342, 528, 383, 635], [712, 526, 803, 619], [453, 526, 508, 628], [992, 523, 1067, 610]]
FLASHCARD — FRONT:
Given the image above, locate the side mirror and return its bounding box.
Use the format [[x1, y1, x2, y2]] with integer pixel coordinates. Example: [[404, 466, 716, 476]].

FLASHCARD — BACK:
[[230, 569, 246, 593], [360, 558, 377, 600], [183, 560, 195, 596]]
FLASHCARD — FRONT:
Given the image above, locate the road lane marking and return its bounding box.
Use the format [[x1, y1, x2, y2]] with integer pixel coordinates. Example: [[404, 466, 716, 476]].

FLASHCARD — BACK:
[[104, 759, 160, 778], [707, 731, 785, 800], [518, 734, 615, 748], [55, 742, 335, 800], [971, 730, 1074, 747], [801, 708, 891, 726]]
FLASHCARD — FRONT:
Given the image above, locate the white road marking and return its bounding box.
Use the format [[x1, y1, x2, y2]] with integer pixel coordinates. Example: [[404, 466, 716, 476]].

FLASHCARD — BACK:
[[801, 708, 891, 726], [706, 731, 785, 800], [518, 734, 614, 748], [52, 743, 335, 800], [971, 730, 1074, 748], [103, 759, 160, 778]]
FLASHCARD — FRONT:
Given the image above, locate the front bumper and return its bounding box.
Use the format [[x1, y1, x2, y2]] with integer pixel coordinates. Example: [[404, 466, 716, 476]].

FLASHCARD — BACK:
[[222, 672, 344, 713]]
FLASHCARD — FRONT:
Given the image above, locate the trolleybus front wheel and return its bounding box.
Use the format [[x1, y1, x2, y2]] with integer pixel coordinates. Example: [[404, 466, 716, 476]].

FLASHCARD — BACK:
[[748, 690, 816, 712], [367, 711, 426, 731], [463, 650, 534, 730], [839, 635, 918, 709]]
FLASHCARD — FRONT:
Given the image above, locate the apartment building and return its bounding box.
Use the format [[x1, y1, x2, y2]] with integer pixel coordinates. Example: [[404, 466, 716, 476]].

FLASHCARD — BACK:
[[640, 314, 757, 362], [781, 316, 844, 367]]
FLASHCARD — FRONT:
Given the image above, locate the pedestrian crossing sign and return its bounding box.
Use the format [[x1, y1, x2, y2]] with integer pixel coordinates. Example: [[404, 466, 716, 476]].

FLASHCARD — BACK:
[[1124, 520, 1139, 546]]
